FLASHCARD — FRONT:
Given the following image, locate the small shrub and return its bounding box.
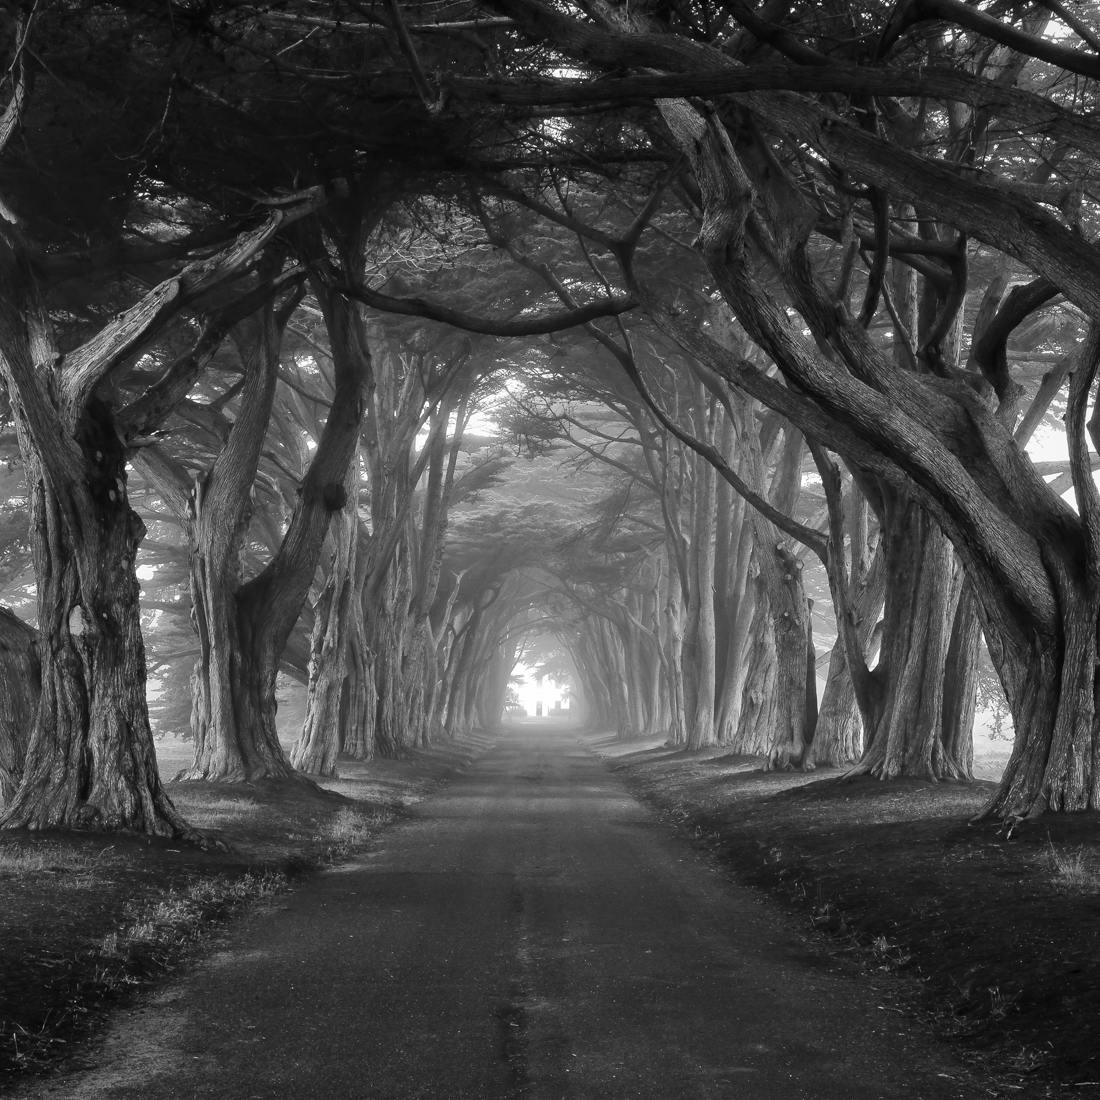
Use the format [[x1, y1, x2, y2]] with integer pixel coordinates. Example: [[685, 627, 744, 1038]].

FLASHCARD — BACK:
[[326, 808, 366, 843], [988, 986, 1017, 1019], [1046, 843, 1100, 892], [324, 806, 393, 848], [868, 933, 912, 970]]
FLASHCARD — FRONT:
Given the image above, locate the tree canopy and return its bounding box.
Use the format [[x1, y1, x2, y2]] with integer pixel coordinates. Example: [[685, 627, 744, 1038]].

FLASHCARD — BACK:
[[2, 0, 1100, 831]]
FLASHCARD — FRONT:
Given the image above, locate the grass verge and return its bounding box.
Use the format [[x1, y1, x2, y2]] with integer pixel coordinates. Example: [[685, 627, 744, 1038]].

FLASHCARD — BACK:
[[590, 734, 1100, 1099], [0, 733, 491, 1088]]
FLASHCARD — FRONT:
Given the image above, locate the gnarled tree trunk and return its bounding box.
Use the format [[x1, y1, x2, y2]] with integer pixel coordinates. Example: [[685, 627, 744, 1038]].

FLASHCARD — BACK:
[[733, 584, 778, 755], [193, 253, 373, 779], [0, 606, 39, 804], [139, 305, 303, 782], [852, 494, 968, 780], [0, 230, 202, 835], [1, 403, 190, 833]]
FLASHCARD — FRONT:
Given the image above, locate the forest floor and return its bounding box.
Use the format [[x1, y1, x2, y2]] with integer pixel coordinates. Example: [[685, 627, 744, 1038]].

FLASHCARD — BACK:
[[0, 732, 491, 1091], [597, 733, 1100, 1096]]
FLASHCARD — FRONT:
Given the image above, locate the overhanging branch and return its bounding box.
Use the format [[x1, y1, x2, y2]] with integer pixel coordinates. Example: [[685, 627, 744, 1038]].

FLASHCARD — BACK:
[[444, 64, 1100, 159], [333, 279, 636, 335]]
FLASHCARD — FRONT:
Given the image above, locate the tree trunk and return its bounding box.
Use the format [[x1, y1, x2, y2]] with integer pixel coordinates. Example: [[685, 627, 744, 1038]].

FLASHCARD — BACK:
[[0, 225, 197, 833], [485, 634, 519, 731], [814, 644, 862, 767], [186, 254, 374, 777], [638, 597, 664, 737], [812, 484, 886, 766], [0, 225, 301, 833], [714, 492, 755, 744], [341, 518, 376, 760], [853, 495, 967, 780], [1, 404, 191, 833], [0, 607, 39, 804], [404, 395, 469, 748], [982, 569, 1100, 818], [941, 579, 980, 778], [572, 627, 614, 731], [372, 571, 407, 757], [342, 617, 376, 760], [168, 308, 302, 782], [602, 618, 634, 739], [291, 486, 360, 776], [733, 582, 778, 756], [663, 570, 687, 745], [184, 547, 302, 783], [758, 532, 815, 770], [444, 604, 482, 738], [402, 626, 431, 748], [686, 439, 718, 749]]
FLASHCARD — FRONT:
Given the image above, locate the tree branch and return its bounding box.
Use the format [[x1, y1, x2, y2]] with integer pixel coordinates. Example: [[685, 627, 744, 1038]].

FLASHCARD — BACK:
[[59, 191, 324, 426], [878, 0, 1100, 79], [609, 316, 829, 560], [120, 268, 304, 441], [130, 444, 194, 523], [333, 278, 636, 335], [383, 0, 443, 113], [444, 63, 1100, 159]]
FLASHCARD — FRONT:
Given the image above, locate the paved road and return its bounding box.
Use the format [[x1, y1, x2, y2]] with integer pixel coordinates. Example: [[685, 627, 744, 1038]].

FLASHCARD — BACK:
[[26, 727, 992, 1099]]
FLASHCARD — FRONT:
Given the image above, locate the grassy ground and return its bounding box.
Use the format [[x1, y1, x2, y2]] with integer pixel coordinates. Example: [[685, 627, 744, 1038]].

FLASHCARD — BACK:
[[591, 732, 1100, 1099], [0, 731, 492, 1089]]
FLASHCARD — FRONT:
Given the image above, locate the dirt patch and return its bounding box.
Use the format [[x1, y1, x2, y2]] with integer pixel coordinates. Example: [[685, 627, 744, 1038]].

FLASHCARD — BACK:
[[0, 734, 491, 1088], [595, 736, 1100, 1098]]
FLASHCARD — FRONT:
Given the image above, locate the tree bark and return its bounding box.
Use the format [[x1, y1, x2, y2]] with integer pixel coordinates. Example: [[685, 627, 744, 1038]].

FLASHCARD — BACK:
[[686, 418, 718, 749], [852, 493, 968, 780], [757, 531, 814, 770], [161, 306, 303, 782], [404, 392, 469, 747], [0, 607, 38, 804], [941, 580, 980, 777], [812, 480, 885, 766], [290, 488, 360, 775], [0, 233, 194, 834], [733, 583, 778, 756], [191, 245, 373, 776], [371, 556, 410, 756], [0, 400, 191, 833], [342, 602, 376, 759], [662, 564, 687, 745], [714, 447, 755, 744]]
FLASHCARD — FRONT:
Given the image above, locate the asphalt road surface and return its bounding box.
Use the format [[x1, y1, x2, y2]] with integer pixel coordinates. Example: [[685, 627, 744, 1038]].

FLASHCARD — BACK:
[[23, 726, 996, 1099]]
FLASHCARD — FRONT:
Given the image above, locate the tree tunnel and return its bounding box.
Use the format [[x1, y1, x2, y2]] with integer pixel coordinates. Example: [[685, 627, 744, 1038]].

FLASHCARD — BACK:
[[2, 0, 1093, 835]]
